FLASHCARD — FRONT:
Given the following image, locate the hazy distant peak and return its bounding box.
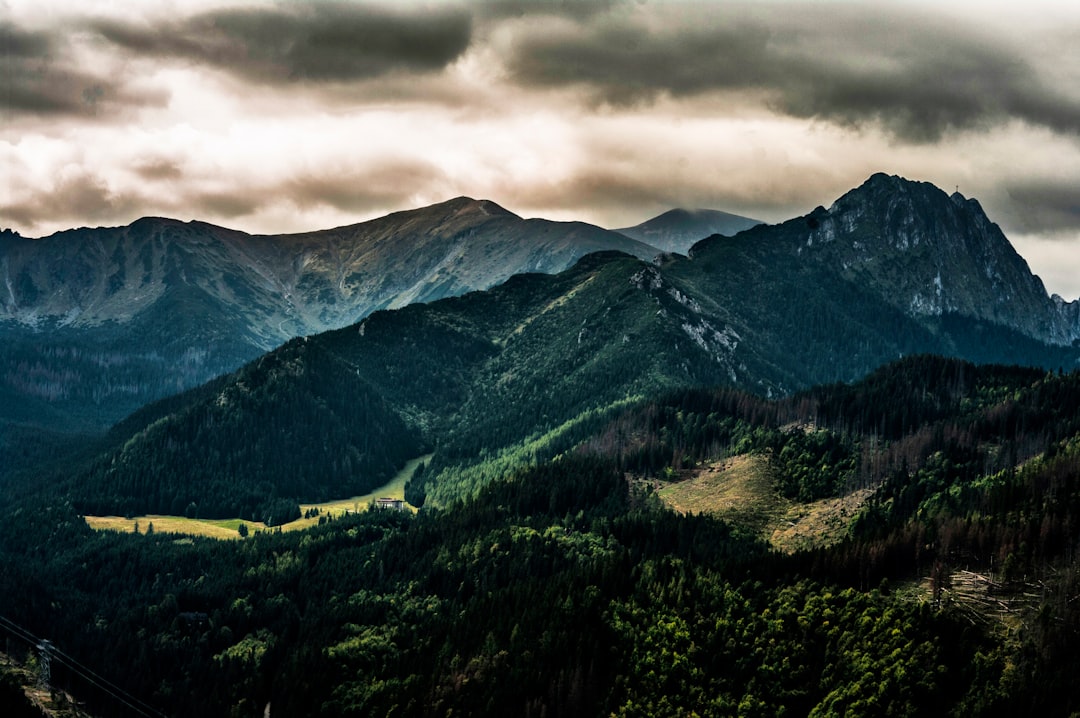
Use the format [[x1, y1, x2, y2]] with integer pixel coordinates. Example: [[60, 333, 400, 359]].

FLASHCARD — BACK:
[[425, 196, 518, 220], [616, 206, 761, 254]]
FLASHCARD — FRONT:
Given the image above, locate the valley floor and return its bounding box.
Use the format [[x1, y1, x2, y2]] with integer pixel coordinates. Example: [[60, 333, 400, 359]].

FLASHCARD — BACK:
[[82, 454, 430, 539]]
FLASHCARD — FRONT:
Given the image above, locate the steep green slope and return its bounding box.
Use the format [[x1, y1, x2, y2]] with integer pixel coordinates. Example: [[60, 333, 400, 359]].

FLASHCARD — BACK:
[[56, 246, 1079, 518], [69, 337, 421, 523], [41, 176, 1080, 515]]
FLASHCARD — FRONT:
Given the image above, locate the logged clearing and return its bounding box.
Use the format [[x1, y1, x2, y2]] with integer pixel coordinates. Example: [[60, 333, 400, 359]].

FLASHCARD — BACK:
[[653, 454, 873, 552], [656, 455, 784, 534], [769, 488, 873, 553], [84, 454, 431, 540]]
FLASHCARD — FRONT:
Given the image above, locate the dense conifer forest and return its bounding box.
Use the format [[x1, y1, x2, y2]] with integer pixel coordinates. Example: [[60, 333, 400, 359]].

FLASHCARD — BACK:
[[2, 356, 1080, 715]]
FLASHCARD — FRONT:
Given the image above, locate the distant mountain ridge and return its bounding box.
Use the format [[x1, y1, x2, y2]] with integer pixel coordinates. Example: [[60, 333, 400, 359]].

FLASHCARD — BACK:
[[55, 175, 1080, 515], [0, 198, 660, 430], [2, 197, 659, 336], [5, 174, 1080, 443], [616, 207, 761, 253]]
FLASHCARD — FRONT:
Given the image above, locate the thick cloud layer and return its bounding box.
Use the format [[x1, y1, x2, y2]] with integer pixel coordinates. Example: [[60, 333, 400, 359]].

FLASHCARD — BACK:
[[2, 1, 1079, 296], [1008, 181, 1080, 233], [503, 6, 1080, 142], [89, 3, 473, 84], [0, 20, 165, 116]]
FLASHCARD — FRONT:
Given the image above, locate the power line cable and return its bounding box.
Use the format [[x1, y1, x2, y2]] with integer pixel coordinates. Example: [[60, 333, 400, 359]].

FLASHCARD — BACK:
[[0, 614, 166, 718], [48, 651, 165, 718], [0, 615, 39, 646]]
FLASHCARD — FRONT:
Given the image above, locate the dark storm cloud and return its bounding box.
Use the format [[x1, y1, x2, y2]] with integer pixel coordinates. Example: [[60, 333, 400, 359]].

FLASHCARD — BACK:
[[0, 20, 51, 57], [183, 160, 450, 221], [89, 2, 473, 84], [504, 20, 772, 103], [526, 168, 689, 210], [504, 8, 1080, 142], [0, 21, 164, 116], [480, 0, 625, 21], [1006, 181, 1080, 233], [0, 170, 146, 229], [191, 190, 265, 220]]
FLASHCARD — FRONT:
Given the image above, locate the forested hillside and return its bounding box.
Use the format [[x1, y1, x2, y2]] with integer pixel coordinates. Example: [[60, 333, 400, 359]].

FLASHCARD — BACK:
[[48, 231, 1080, 520], [67, 336, 423, 524], [2, 357, 1079, 716], [6, 174, 1080, 715]]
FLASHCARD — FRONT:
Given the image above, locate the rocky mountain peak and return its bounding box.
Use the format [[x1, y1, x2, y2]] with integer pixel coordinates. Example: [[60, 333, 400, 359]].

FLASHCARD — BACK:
[[788, 174, 1078, 346], [450, 196, 515, 216]]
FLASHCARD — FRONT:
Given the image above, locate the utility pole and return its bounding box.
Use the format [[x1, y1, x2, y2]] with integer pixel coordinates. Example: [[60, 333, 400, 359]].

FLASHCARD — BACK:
[[37, 639, 53, 691]]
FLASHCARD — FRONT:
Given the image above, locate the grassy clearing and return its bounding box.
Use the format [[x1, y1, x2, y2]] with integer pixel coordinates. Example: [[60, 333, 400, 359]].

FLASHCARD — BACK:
[[84, 454, 432, 540], [655, 455, 786, 535], [653, 454, 872, 552], [83, 515, 261, 540], [292, 453, 431, 525], [769, 488, 873, 553]]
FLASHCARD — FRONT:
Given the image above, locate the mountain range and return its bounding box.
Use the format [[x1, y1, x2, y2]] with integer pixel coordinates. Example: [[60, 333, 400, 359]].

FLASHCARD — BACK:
[[45, 174, 1080, 517], [6, 173, 1080, 716], [0, 197, 665, 431]]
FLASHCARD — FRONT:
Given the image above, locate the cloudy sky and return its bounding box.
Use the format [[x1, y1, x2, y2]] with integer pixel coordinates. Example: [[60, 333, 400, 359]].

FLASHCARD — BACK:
[[3, 0, 1080, 298]]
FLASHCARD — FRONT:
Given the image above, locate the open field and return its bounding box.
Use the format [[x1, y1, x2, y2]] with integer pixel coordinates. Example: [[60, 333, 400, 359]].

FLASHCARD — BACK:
[[655, 455, 785, 534], [83, 514, 262, 539], [298, 452, 428, 517], [653, 454, 873, 552], [84, 454, 431, 540]]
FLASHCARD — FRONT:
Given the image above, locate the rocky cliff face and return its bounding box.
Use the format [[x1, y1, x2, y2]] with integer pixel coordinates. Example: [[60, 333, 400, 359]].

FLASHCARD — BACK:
[[738, 173, 1079, 347]]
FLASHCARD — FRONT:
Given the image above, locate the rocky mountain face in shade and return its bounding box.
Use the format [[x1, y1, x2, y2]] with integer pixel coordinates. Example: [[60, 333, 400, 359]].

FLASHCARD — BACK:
[[769, 173, 1080, 347], [0, 198, 660, 430], [616, 207, 762, 254]]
